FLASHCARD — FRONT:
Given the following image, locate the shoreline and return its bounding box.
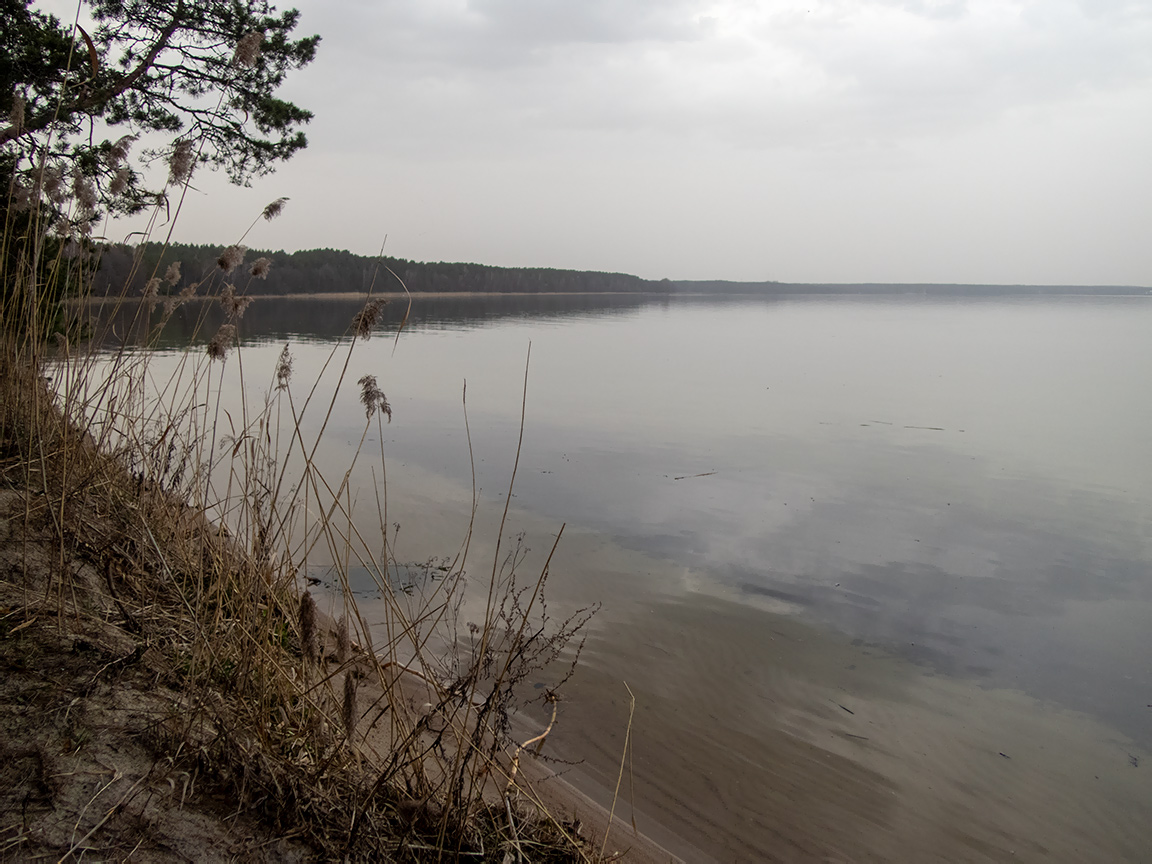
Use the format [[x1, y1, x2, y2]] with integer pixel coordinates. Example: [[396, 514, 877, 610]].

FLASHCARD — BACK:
[[71, 288, 1152, 305], [371, 655, 690, 864], [308, 608, 690, 863], [537, 590, 1152, 862], [0, 358, 678, 861], [73, 290, 676, 303]]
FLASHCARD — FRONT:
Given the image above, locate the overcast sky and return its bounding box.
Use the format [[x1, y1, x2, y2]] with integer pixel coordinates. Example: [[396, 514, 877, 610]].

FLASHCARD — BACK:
[[121, 0, 1152, 285]]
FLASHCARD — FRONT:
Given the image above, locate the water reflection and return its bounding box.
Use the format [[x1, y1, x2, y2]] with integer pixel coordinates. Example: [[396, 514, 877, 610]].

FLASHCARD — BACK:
[[84, 293, 1152, 857], [93, 292, 673, 347], [89, 294, 1152, 743]]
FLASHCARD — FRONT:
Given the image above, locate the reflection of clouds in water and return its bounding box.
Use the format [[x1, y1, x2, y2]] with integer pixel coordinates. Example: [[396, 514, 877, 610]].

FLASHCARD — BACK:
[[725, 537, 1152, 746], [571, 436, 1148, 607], [369, 400, 1152, 742], [529, 432, 1152, 743], [93, 298, 1152, 752]]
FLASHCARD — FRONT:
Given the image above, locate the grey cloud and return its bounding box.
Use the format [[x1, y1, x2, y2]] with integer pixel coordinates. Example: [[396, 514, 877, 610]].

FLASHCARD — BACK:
[[295, 0, 1152, 158], [121, 0, 1152, 285], [466, 0, 703, 46], [891, 0, 969, 21], [302, 0, 702, 76], [745, 1, 1152, 142]]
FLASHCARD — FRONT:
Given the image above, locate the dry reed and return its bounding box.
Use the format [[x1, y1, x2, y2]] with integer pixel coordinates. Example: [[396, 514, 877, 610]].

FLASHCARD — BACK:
[[0, 158, 606, 860]]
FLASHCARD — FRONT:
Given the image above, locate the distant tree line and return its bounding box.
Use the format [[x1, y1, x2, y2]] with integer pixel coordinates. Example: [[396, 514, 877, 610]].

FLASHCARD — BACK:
[[662, 280, 1148, 295], [92, 243, 1148, 299], [92, 242, 658, 296]]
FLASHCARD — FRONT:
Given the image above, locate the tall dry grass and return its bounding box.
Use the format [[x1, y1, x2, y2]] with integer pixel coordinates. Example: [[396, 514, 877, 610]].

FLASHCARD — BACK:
[[1, 121, 607, 863]]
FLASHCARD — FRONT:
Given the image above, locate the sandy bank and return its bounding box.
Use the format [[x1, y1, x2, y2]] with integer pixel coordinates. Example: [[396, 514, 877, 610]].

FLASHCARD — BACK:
[[0, 381, 684, 861], [544, 592, 1152, 862]]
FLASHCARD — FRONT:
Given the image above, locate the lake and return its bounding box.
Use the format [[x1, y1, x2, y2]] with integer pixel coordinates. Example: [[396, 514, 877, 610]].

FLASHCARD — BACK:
[[100, 293, 1152, 861]]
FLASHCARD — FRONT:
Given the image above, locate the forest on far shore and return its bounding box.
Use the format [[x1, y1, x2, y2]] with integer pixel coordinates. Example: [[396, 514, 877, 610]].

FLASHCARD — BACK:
[[93, 242, 659, 296], [92, 242, 1148, 298]]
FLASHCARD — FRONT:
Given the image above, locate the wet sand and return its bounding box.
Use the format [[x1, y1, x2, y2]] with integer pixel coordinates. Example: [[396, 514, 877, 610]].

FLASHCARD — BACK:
[[534, 593, 1151, 862], [332, 494, 1151, 861], [344, 643, 686, 863], [131, 296, 1151, 861]]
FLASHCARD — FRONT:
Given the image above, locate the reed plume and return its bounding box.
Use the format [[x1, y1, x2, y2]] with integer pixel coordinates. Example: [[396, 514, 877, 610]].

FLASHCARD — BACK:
[[168, 139, 194, 183], [275, 344, 293, 390], [357, 375, 392, 422], [106, 134, 135, 166], [109, 167, 130, 197], [262, 197, 288, 220], [37, 164, 64, 204], [220, 283, 253, 319], [299, 591, 317, 662], [206, 324, 237, 360], [71, 174, 97, 211], [352, 299, 386, 338], [233, 31, 264, 67], [217, 244, 247, 274]]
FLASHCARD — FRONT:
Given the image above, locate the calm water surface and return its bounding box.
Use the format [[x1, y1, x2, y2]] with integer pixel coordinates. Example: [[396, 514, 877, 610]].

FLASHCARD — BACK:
[[108, 294, 1152, 859]]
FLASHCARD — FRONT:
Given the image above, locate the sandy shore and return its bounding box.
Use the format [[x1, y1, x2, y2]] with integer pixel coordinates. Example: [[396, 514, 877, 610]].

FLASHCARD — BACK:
[[324, 612, 687, 864], [538, 592, 1151, 862]]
